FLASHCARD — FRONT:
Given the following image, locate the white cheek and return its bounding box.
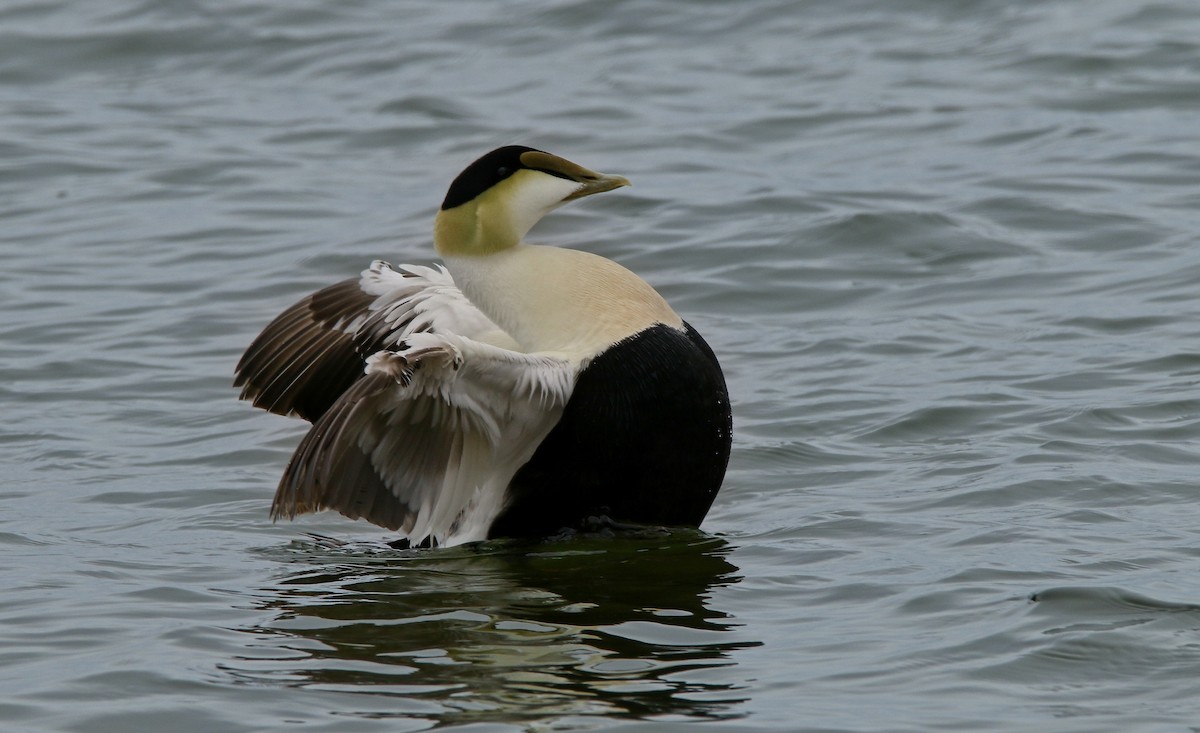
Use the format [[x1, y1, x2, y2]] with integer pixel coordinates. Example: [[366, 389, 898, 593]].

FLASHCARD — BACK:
[[507, 171, 583, 237]]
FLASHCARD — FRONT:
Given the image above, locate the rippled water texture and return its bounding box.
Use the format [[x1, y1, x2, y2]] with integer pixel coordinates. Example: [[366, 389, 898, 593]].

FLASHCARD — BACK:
[[4, 1, 1200, 731]]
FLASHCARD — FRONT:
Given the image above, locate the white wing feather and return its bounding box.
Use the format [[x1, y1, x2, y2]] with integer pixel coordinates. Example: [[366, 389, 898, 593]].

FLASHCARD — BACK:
[[235, 260, 519, 421], [358, 261, 522, 351], [272, 331, 577, 546]]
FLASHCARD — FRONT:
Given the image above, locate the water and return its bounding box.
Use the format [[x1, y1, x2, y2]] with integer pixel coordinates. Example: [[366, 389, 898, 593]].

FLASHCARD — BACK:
[[4, 0, 1200, 730]]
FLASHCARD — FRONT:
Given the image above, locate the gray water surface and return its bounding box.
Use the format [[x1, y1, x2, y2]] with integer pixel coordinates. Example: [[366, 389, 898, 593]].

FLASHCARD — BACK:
[[4, 1, 1200, 731]]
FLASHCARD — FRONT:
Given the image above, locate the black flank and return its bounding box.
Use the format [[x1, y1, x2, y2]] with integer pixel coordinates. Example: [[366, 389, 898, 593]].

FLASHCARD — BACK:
[[489, 322, 732, 538]]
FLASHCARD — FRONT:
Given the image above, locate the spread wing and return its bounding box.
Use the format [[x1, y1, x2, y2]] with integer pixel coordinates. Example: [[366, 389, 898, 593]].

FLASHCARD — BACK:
[[271, 332, 577, 546], [234, 260, 518, 421]]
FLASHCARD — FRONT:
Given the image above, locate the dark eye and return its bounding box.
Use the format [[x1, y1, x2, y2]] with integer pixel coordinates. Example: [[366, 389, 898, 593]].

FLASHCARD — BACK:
[[496, 166, 509, 178]]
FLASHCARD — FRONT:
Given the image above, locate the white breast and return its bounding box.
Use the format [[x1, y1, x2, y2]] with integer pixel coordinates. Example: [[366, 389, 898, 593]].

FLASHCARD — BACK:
[[444, 244, 683, 360]]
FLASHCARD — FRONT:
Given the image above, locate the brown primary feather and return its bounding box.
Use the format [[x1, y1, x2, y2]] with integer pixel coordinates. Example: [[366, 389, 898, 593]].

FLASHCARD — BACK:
[[234, 278, 376, 422], [271, 370, 418, 532]]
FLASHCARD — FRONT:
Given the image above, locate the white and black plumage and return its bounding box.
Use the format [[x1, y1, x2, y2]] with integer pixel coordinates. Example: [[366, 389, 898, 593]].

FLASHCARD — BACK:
[[235, 146, 732, 547]]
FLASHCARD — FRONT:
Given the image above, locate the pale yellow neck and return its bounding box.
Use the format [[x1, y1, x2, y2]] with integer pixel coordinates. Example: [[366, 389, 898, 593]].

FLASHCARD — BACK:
[[434, 169, 583, 257], [434, 200, 518, 258]]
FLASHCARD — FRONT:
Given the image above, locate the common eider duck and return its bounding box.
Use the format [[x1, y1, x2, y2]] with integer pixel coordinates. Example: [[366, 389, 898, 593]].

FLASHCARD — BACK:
[[235, 146, 732, 547]]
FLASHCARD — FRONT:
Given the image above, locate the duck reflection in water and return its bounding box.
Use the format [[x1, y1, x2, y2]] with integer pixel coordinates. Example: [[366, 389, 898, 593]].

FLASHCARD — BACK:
[[233, 532, 757, 725]]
